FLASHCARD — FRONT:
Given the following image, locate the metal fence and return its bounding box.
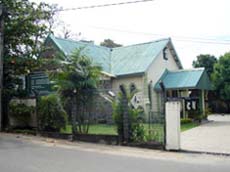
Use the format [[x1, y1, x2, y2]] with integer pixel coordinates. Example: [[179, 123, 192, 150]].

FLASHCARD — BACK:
[[61, 89, 118, 136], [147, 111, 165, 145], [38, 86, 166, 148], [68, 87, 165, 146]]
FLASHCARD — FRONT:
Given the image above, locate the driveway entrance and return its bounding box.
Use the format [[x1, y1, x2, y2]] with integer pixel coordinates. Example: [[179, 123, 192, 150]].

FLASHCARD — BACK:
[[181, 115, 230, 154]]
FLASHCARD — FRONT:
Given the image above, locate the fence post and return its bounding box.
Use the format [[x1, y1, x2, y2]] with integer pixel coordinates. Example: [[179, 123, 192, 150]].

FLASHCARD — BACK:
[[159, 81, 167, 147], [148, 81, 153, 133], [119, 85, 129, 143], [32, 89, 40, 135]]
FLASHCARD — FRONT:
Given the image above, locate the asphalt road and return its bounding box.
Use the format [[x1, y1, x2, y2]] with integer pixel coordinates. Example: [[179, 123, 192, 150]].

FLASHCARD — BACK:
[[1, 133, 230, 172]]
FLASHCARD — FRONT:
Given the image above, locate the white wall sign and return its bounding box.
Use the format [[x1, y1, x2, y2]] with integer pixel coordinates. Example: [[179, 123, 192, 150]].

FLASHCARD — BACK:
[[130, 93, 142, 109]]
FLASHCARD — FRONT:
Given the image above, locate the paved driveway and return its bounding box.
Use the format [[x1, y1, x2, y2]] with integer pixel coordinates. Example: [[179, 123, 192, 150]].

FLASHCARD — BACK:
[[181, 114, 230, 154]]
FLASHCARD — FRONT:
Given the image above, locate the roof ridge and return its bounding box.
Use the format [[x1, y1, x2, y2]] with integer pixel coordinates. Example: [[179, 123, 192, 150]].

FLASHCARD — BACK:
[[53, 35, 111, 51], [169, 67, 205, 73], [112, 37, 171, 50], [51, 34, 170, 51]]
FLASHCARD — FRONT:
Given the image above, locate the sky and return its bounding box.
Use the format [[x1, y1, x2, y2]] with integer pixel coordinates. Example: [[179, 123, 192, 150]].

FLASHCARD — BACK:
[[33, 0, 230, 68]]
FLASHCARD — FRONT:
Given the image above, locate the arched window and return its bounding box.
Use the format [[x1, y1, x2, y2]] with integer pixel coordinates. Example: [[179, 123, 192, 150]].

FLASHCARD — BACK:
[[129, 83, 136, 93]]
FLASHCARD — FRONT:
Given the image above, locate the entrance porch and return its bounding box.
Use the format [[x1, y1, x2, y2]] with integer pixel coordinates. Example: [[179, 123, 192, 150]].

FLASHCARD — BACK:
[[154, 68, 212, 118]]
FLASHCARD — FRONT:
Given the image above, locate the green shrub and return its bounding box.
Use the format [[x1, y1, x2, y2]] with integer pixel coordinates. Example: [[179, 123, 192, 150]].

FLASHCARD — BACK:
[[205, 107, 212, 116], [181, 118, 192, 124], [112, 93, 125, 139], [13, 129, 36, 135], [145, 130, 161, 142], [9, 102, 34, 127], [38, 94, 67, 132], [113, 105, 145, 142], [131, 122, 145, 142], [188, 110, 200, 119], [188, 110, 206, 121], [112, 86, 145, 143]]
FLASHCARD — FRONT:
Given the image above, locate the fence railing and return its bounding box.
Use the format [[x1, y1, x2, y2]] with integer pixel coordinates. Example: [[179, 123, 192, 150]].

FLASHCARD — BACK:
[[10, 87, 166, 148], [147, 111, 165, 144]]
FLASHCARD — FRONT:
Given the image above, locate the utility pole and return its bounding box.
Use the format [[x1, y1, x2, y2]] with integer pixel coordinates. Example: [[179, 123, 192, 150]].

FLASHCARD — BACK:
[[0, 5, 4, 131]]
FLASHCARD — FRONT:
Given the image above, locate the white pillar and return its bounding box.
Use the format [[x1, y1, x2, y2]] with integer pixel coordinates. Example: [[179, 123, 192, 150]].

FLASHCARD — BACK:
[[166, 101, 181, 150]]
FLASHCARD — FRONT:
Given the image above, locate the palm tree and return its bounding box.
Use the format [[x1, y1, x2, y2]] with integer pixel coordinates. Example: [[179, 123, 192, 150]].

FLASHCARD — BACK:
[[49, 49, 102, 134]]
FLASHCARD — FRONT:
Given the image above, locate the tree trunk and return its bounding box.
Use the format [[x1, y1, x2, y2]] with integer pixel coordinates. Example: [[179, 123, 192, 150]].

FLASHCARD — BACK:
[[71, 96, 77, 135], [120, 85, 129, 143]]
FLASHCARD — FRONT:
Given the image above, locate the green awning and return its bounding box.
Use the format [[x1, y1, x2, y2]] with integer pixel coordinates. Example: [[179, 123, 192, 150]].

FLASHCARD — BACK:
[[155, 68, 212, 91]]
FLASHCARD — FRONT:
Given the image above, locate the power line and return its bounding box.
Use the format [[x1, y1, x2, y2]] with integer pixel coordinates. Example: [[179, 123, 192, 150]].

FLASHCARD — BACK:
[[88, 26, 230, 45], [173, 38, 230, 45], [56, 0, 155, 12], [50, 0, 230, 45]]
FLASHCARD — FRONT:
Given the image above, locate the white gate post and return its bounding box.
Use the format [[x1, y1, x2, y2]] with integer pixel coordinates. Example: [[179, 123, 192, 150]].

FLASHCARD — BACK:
[[165, 101, 181, 150]]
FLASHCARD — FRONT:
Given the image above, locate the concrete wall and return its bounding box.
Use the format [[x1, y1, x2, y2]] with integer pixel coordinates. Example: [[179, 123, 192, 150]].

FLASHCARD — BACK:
[[111, 75, 148, 117], [9, 98, 36, 128], [111, 75, 156, 121], [112, 76, 144, 92], [112, 75, 145, 103], [146, 44, 180, 112]]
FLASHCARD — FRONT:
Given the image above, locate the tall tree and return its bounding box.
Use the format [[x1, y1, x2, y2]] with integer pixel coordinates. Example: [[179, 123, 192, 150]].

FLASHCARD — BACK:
[[100, 39, 122, 48], [192, 54, 217, 79], [48, 49, 102, 134], [212, 52, 230, 111], [1, 0, 57, 129]]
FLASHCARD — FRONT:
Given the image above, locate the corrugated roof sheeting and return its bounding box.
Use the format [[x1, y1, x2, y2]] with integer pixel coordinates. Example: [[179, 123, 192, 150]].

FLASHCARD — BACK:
[[155, 68, 212, 90], [49, 35, 111, 73], [47, 35, 171, 76], [111, 39, 169, 76]]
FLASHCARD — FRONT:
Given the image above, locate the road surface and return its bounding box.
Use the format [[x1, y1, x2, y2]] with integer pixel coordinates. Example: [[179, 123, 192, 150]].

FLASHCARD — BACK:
[[1, 133, 230, 172]]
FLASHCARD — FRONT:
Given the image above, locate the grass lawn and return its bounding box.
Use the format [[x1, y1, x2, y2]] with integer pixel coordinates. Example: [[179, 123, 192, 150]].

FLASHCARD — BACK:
[[61, 122, 199, 135], [181, 122, 199, 132], [89, 124, 117, 135], [61, 124, 164, 135], [61, 124, 117, 135]]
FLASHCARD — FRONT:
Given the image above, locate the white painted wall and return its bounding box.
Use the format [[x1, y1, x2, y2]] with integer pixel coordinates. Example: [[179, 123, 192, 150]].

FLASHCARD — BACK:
[[146, 43, 181, 112], [111, 42, 181, 117], [112, 76, 144, 91], [112, 76, 146, 106], [166, 101, 181, 150]]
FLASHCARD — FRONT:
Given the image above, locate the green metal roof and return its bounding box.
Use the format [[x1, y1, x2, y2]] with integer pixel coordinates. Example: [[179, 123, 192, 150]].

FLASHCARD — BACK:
[[46, 35, 177, 76], [155, 68, 212, 90], [111, 40, 169, 76], [47, 35, 111, 73]]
